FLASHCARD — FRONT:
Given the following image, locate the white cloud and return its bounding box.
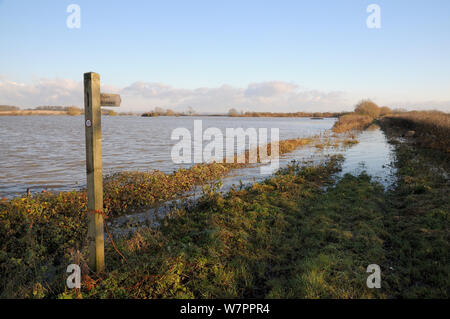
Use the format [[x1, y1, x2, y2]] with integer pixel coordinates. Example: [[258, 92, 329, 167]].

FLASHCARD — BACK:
[[0, 77, 83, 107], [119, 80, 348, 113], [0, 76, 350, 113], [2, 75, 448, 113], [244, 81, 298, 97]]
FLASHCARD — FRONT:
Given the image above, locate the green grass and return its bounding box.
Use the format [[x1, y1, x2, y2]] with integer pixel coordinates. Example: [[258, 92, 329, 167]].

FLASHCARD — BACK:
[[382, 141, 449, 298]]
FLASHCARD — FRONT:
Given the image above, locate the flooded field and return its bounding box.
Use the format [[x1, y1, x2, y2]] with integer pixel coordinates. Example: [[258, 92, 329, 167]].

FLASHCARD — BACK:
[[0, 116, 394, 198]]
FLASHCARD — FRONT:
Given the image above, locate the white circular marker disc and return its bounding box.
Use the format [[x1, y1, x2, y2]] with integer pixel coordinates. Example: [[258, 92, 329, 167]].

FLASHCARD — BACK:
[[85, 120, 92, 127]]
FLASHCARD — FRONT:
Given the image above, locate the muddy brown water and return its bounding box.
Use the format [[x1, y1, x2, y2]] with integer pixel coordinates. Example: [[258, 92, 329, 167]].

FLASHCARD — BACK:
[[0, 116, 394, 200]]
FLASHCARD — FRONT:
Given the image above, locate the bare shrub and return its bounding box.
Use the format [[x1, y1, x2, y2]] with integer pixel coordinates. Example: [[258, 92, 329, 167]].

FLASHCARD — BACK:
[[354, 100, 381, 118]]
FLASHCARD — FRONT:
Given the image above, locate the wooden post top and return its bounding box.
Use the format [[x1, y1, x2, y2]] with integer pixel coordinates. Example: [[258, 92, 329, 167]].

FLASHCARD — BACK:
[[84, 72, 100, 79]]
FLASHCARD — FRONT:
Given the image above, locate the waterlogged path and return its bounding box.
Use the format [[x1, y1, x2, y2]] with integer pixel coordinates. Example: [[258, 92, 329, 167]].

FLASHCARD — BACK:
[[336, 127, 396, 188]]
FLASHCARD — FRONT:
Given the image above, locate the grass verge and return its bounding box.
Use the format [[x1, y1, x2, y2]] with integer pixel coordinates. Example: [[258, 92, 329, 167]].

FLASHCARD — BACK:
[[382, 132, 449, 298]]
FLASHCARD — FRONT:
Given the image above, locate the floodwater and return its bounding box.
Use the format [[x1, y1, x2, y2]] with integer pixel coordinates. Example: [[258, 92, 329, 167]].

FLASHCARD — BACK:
[[337, 127, 396, 187], [0, 116, 394, 198]]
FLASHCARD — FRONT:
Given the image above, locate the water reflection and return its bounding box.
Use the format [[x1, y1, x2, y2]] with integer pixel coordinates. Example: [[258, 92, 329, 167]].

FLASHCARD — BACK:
[[337, 128, 396, 188]]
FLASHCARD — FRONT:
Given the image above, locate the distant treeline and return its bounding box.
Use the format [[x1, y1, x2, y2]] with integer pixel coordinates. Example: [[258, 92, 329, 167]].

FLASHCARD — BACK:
[[0, 105, 84, 116], [228, 110, 342, 118], [0, 105, 80, 112], [0, 105, 20, 111], [34, 106, 77, 111], [0, 105, 138, 116], [141, 106, 196, 117], [141, 106, 343, 118]]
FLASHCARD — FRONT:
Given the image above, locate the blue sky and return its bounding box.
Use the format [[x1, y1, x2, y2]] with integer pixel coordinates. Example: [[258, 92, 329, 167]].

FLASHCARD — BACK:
[[0, 0, 449, 112]]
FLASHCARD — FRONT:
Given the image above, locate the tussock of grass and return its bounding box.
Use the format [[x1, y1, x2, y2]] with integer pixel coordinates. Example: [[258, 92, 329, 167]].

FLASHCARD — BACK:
[[342, 139, 359, 146]]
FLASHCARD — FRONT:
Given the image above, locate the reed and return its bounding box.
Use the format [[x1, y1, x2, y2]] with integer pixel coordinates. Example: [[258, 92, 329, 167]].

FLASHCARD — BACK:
[[381, 111, 450, 152], [332, 114, 374, 133]]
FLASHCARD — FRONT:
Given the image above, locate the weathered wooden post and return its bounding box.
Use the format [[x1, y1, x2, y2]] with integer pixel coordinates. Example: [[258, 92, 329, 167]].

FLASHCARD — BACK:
[[84, 72, 121, 272]]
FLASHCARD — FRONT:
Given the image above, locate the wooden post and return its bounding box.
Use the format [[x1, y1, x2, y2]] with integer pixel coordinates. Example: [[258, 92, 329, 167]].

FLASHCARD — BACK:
[[84, 72, 105, 273]]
